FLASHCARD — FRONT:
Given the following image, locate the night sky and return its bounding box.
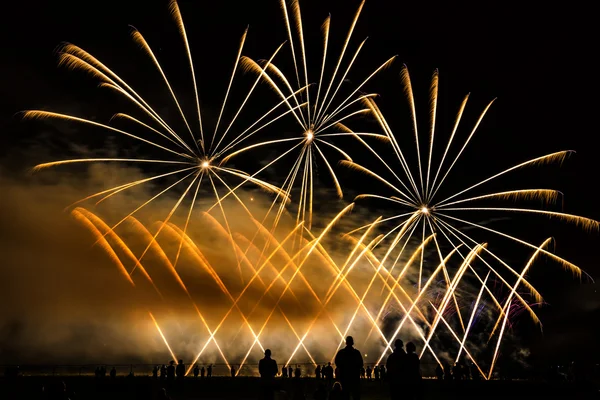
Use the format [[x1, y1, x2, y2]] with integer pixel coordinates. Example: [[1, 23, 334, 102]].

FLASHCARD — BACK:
[[0, 0, 598, 366]]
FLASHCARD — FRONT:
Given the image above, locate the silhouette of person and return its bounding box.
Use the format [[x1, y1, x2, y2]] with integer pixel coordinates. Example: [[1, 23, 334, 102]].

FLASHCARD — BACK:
[[294, 365, 301, 379], [334, 336, 364, 400], [386, 339, 407, 399], [380, 365, 387, 381], [110, 367, 117, 379], [259, 349, 279, 400], [374, 366, 380, 381], [231, 365, 236, 378], [366, 366, 372, 380], [329, 381, 343, 400], [201, 366, 206, 378], [315, 365, 322, 379], [324, 362, 334, 382], [314, 382, 327, 400], [288, 366, 293, 379], [442, 361, 452, 381], [176, 359, 185, 381], [460, 361, 470, 380], [160, 364, 167, 379], [193, 365, 199, 378], [282, 365, 288, 378], [435, 364, 443, 380], [360, 366, 365, 379], [207, 364, 213, 378], [167, 361, 175, 381], [152, 365, 159, 379], [405, 342, 422, 400], [452, 363, 461, 380]]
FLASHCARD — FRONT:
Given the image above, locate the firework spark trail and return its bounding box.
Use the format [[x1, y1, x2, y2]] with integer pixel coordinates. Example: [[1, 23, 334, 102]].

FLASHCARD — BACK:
[[428, 303, 486, 379], [71, 209, 135, 287], [239, 204, 380, 366], [343, 64, 597, 375], [455, 271, 490, 363], [25, 3, 309, 280], [342, 233, 446, 345], [149, 312, 178, 363], [183, 223, 305, 372], [72, 208, 159, 293], [232, 0, 396, 230], [247, 218, 348, 341], [163, 223, 314, 373], [416, 244, 486, 360], [126, 216, 232, 368], [376, 243, 485, 366], [288, 229, 407, 366], [432, 217, 542, 320], [487, 238, 553, 371], [330, 223, 435, 359]]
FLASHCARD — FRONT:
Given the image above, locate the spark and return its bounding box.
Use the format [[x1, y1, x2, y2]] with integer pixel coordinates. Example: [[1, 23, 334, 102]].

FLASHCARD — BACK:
[[348, 65, 596, 377]]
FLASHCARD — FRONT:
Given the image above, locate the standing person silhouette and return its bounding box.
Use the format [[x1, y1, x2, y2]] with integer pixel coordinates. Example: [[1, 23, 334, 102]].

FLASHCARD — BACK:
[[193, 365, 199, 378], [231, 365, 236, 378], [176, 360, 185, 382], [323, 362, 334, 384], [259, 349, 279, 400], [201, 366, 206, 378], [334, 336, 364, 400], [386, 339, 407, 400], [405, 342, 422, 400], [207, 364, 212, 378], [167, 361, 175, 382]]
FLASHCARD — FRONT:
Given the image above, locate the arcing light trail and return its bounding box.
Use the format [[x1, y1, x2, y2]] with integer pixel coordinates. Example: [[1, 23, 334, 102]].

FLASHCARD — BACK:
[[224, 0, 395, 232], [23, 0, 597, 380], [343, 66, 597, 373]]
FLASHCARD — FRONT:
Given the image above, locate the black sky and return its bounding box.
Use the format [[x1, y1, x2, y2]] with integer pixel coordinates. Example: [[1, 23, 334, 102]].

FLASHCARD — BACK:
[[0, 0, 598, 365]]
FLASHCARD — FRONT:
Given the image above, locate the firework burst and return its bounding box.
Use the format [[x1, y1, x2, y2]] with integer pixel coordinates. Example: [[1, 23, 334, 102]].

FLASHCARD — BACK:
[[342, 66, 598, 377], [22, 0, 307, 281], [223, 0, 395, 232]]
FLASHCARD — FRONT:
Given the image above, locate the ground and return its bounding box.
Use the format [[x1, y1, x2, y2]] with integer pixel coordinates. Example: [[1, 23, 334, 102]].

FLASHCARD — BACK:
[[1, 376, 598, 399]]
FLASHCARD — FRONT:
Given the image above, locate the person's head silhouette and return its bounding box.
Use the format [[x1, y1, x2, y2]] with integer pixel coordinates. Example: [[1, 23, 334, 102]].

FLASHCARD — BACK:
[[406, 342, 416, 353], [265, 349, 272, 358], [346, 336, 354, 347], [169, 361, 174, 365], [394, 339, 404, 349], [178, 359, 183, 364], [327, 362, 331, 366]]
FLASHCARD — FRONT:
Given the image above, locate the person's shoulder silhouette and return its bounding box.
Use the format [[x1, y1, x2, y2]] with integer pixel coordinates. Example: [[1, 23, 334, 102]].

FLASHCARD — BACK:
[[334, 336, 363, 381], [259, 349, 278, 379]]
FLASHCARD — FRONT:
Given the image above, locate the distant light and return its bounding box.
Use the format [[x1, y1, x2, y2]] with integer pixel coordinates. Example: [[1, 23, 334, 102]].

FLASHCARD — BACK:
[[364, 354, 368, 357], [201, 161, 210, 168], [250, 197, 254, 201], [421, 207, 429, 214], [305, 130, 314, 142]]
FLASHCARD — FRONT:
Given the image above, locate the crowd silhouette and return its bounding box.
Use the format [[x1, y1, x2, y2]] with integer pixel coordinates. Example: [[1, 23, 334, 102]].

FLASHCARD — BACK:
[[3, 335, 597, 400]]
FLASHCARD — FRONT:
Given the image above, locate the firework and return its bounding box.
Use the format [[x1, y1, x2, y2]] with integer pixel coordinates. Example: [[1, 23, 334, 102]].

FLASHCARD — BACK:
[[342, 66, 598, 376], [223, 0, 395, 232], [23, 0, 300, 284], [20, 0, 596, 381]]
